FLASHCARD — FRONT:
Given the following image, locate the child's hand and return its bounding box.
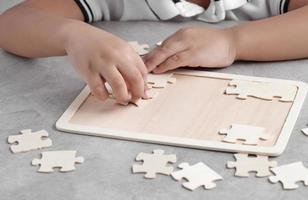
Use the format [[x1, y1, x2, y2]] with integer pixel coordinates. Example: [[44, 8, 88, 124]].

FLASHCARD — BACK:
[[64, 23, 148, 105], [144, 27, 236, 73]]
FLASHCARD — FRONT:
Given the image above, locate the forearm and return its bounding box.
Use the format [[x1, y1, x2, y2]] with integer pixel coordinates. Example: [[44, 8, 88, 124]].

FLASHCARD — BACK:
[[0, 3, 83, 58], [231, 6, 308, 61]]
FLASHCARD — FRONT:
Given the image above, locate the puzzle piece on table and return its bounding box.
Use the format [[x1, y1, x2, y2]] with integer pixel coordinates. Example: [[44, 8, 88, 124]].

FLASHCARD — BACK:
[[227, 153, 277, 177], [132, 149, 176, 179], [128, 41, 150, 56], [171, 162, 223, 191], [32, 151, 84, 173], [225, 80, 297, 102], [7, 129, 52, 153], [147, 73, 175, 88], [219, 124, 269, 145], [269, 162, 308, 190], [301, 127, 308, 136]]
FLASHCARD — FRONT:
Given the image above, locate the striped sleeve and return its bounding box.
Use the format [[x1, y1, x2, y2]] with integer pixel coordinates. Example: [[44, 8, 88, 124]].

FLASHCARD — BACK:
[[74, 0, 96, 22], [269, 0, 290, 16], [279, 0, 290, 14], [74, 0, 124, 22]]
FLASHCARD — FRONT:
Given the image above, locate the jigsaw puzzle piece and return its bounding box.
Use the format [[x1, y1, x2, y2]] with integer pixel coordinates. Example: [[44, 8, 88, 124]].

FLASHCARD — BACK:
[[219, 124, 269, 145], [32, 150, 84, 173], [225, 80, 297, 102], [132, 149, 176, 179], [128, 41, 150, 56], [227, 153, 277, 177], [171, 162, 223, 190], [130, 90, 158, 107], [147, 73, 175, 88], [269, 162, 308, 190], [8, 129, 52, 153]]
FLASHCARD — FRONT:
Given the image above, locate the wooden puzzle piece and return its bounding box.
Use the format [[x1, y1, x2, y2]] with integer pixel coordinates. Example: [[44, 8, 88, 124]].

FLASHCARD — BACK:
[[269, 162, 308, 190], [227, 153, 277, 177], [147, 73, 175, 88], [219, 124, 269, 145], [32, 151, 84, 173], [130, 90, 159, 107], [7, 129, 52, 153], [105, 82, 158, 107], [128, 41, 150, 56], [171, 162, 223, 191], [132, 149, 176, 179], [225, 80, 297, 102]]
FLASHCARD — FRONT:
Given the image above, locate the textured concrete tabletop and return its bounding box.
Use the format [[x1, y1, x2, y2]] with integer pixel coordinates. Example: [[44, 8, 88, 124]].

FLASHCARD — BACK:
[[1, 1, 308, 200]]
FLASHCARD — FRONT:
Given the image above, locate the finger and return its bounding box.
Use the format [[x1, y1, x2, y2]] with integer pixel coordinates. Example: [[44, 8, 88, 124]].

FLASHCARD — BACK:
[[86, 72, 109, 101], [134, 56, 150, 99], [117, 60, 145, 99], [153, 50, 192, 74], [144, 38, 187, 72], [134, 55, 148, 81], [100, 66, 130, 105]]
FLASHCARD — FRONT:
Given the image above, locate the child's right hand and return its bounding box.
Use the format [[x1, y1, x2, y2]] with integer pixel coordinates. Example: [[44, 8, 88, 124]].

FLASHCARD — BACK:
[[64, 22, 148, 105]]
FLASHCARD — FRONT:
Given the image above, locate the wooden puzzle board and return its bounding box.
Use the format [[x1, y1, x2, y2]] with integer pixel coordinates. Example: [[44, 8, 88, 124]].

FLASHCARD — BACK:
[[56, 70, 308, 156]]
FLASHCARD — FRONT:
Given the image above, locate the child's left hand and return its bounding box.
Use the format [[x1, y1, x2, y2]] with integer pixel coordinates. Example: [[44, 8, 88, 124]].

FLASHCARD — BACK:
[[144, 27, 237, 73]]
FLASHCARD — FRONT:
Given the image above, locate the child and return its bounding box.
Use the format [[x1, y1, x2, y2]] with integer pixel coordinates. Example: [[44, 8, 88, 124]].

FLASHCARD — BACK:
[[0, 0, 307, 105]]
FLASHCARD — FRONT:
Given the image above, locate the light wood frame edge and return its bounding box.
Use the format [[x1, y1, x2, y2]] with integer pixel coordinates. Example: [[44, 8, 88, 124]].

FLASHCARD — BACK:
[[55, 70, 308, 156]]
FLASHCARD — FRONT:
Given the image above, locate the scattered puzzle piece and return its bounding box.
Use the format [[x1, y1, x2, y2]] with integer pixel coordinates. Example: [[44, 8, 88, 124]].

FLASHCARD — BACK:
[[227, 153, 277, 177], [7, 129, 52, 153], [32, 151, 84, 173], [171, 162, 223, 191], [269, 162, 308, 190], [219, 124, 269, 145], [128, 41, 150, 56], [225, 80, 297, 102], [147, 73, 175, 88], [132, 149, 176, 179]]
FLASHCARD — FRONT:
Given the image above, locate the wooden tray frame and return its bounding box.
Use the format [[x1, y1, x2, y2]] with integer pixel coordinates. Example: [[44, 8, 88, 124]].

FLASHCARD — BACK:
[[56, 70, 308, 156]]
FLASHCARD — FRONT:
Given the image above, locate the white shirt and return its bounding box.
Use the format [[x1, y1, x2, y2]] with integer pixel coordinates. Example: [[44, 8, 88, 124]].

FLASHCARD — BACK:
[[74, 0, 290, 23]]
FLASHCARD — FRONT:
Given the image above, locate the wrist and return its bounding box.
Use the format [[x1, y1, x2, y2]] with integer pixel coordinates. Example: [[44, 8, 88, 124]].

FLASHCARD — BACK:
[[223, 27, 238, 64], [58, 20, 87, 54]]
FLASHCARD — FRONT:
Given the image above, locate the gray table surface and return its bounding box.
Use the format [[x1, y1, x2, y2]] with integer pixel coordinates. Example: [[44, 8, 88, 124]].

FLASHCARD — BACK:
[[1, 2, 308, 200]]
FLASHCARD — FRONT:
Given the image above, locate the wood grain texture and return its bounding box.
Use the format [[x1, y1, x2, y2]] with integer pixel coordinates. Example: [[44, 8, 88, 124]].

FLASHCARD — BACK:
[[69, 74, 293, 147]]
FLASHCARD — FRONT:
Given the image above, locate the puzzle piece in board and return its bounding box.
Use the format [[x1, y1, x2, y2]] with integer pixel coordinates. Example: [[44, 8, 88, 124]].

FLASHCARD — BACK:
[[301, 127, 308, 136], [128, 41, 150, 56], [105, 82, 158, 107], [219, 124, 269, 145], [32, 151, 84, 173], [269, 162, 308, 190], [130, 90, 159, 107], [7, 129, 52, 153], [132, 149, 176, 179], [171, 162, 223, 190], [147, 73, 175, 88], [225, 80, 297, 102], [227, 153, 277, 177]]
